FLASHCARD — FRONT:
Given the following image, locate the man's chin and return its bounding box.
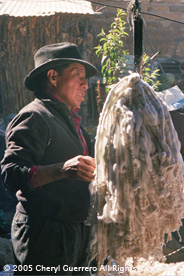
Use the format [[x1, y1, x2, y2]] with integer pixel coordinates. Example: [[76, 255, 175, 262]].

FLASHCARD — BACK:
[[73, 107, 80, 113]]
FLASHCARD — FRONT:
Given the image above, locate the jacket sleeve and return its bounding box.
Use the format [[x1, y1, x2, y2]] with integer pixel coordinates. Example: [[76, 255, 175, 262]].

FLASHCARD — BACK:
[[1, 110, 51, 194]]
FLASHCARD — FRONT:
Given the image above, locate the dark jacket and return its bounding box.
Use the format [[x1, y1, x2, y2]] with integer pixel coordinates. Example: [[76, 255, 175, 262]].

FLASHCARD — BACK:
[[1, 96, 92, 222], [170, 110, 184, 157]]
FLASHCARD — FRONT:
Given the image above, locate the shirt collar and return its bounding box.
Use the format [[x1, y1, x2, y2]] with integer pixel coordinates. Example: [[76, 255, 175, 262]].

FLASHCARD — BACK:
[[51, 94, 80, 115]]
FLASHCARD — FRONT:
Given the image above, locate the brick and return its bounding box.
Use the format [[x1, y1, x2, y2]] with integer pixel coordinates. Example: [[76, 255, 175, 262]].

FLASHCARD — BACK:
[[165, 0, 182, 2], [169, 5, 184, 12], [143, 5, 169, 13], [166, 13, 184, 21]]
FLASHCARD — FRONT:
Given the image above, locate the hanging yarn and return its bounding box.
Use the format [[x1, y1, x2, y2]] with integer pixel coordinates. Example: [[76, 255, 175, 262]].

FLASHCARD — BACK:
[[89, 73, 184, 271]]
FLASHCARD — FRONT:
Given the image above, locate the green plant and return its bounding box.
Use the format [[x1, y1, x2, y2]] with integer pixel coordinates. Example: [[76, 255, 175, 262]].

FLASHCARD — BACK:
[[95, 9, 161, 92], [142, 54, 161, 91], [95, 9, 129, 92]]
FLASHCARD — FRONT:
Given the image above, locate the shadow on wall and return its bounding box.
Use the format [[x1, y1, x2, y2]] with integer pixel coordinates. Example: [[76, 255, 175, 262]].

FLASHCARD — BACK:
[[0, 114, 17, 239]]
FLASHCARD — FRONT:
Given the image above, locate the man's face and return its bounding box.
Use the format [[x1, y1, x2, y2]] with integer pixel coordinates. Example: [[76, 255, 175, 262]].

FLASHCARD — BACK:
[[54, 63, 88, 110]]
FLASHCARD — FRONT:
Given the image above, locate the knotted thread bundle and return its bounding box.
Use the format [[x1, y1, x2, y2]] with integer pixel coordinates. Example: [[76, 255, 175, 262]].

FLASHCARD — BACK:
[[89, 73, 184, 271]]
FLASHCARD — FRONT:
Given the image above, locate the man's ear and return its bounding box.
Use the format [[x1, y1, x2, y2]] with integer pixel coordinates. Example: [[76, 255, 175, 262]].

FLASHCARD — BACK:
[[47, 69, 58, 87]]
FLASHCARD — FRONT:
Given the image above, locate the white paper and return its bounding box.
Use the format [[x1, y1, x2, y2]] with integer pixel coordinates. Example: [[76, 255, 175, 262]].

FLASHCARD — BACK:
[[156, 86, 184, 111]]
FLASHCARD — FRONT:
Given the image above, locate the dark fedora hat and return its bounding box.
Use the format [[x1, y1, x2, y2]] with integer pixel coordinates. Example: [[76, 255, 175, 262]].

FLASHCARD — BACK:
[[24, 42, 97, 91]]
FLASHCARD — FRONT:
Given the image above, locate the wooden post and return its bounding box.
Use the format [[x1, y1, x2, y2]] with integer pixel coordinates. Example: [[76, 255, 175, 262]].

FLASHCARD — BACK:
[[133, 0, 143, 73]]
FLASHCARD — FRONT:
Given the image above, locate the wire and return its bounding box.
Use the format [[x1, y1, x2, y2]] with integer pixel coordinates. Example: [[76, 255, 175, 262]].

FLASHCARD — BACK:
[[165, 245, 184, 257], [141, 10, 184, 25], [90, 0, 184, 25]]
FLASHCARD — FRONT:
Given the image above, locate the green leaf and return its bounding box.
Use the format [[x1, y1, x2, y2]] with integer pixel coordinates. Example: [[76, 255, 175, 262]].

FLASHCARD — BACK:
[[101, 55, 107, 65], [108, 69, 112, 75]]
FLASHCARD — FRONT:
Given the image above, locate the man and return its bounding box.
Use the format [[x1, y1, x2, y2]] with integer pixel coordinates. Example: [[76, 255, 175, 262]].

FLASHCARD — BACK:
[[162, 109, 184, 263], [1, 42, 97, 275]]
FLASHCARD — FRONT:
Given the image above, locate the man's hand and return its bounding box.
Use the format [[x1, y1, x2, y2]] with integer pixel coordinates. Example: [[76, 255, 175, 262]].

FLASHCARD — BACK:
[[30, 156, 96, 188], [63, 155, 96, 182]]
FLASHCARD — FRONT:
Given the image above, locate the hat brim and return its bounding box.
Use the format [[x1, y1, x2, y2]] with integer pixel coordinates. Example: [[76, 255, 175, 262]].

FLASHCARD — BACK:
[[24, 58, 97, 91]]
